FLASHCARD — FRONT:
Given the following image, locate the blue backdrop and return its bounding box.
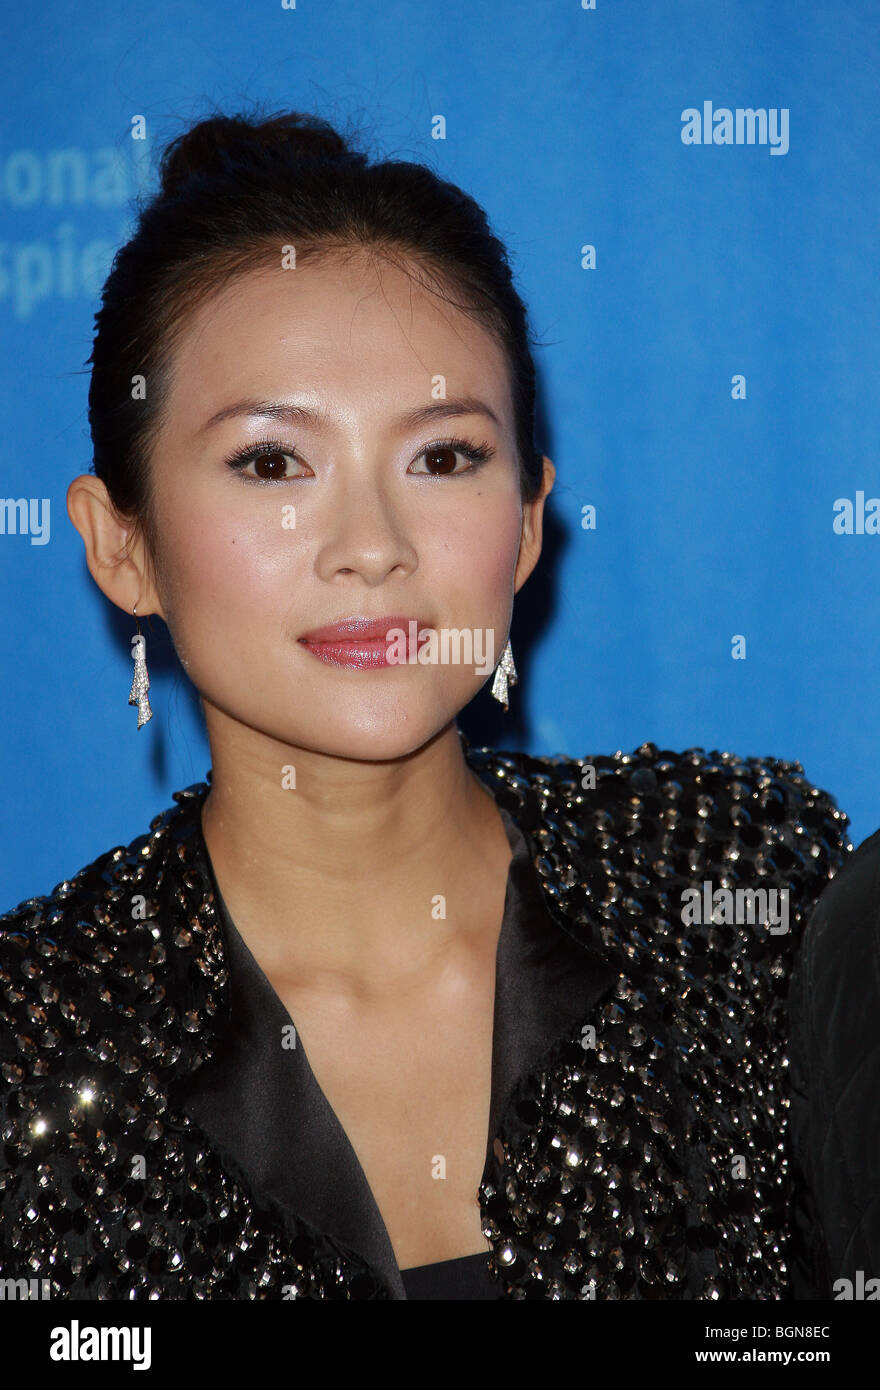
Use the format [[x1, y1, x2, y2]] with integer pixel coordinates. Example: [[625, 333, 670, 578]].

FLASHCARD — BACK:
[[2, 0, 878, 909]]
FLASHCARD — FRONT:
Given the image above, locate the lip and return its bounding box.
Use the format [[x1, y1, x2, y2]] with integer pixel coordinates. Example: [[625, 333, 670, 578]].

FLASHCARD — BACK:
[[299, 615, 424, 643], [298, 615, 427, 669]]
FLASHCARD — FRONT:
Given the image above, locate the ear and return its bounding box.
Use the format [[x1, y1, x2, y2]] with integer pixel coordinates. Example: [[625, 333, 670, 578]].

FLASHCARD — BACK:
[[514, 456, 555, 592], [66, 474, 167, 620]]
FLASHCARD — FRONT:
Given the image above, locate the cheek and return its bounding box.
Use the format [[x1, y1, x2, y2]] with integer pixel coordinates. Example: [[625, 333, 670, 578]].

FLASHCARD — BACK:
[[437, 495, 522, 599], [155, 494, 296, 644]]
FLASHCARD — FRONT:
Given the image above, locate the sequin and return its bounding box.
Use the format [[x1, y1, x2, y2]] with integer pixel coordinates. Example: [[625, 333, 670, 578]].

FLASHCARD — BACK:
[[0, 739, 850, 1298]]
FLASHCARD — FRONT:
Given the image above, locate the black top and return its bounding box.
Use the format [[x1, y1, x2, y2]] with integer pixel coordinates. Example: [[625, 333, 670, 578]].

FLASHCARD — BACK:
[[0, 743, 851, 1298], [400, 1250, 499, 1300], [788, 827, 880, 1296], [190, 802, 560, 1300]]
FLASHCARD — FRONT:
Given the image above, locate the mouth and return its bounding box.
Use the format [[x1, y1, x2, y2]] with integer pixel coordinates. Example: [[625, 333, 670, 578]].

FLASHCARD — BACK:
[[298, 615, 426, 669]]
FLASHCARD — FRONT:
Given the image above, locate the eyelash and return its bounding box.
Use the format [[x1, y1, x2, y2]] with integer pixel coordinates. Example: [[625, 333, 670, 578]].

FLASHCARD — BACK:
[[223, 435, 496, 482]]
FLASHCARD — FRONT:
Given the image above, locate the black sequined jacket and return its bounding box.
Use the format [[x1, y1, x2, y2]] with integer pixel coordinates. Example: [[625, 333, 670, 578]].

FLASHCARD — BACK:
[[0, 740, 850, 1300]]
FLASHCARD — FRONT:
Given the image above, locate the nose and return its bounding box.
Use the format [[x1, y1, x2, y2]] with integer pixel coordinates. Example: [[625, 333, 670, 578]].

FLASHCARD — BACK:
[[313, 473, 418, 586]]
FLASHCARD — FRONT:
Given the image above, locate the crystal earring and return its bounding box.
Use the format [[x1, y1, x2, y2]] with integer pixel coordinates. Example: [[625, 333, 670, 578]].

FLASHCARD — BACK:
[[129, 606, 152, 728], [491, 638, 518, 711]]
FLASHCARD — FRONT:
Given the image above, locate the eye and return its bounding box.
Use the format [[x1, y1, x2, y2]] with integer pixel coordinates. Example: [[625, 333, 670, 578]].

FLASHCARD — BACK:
[[224, 434, 495, 481], [408, 437, 494, 477], [224, 439, 311, 482]]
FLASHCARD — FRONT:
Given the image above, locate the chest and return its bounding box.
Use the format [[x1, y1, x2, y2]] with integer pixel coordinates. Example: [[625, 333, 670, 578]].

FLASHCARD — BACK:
[[268, 963, 497, 1270]]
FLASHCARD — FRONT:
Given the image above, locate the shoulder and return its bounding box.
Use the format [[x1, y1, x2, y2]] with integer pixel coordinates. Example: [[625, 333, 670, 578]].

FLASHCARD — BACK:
[[0, 783, 209, 1051], [0, 782, 207, 933], [790, 823, 880, 1020], [796, 822, 880, 943], [464, 739, 853, 998], [468, 738, 851, 879], [785, 824, 880, 1287]]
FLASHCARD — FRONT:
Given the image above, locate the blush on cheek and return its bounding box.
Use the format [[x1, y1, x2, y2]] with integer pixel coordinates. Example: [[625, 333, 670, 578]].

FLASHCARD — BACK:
[[463, 501, 522, 591], [166, 501, 271, 591], [153, 506, 260, 660], [181, 510, 302, 671]]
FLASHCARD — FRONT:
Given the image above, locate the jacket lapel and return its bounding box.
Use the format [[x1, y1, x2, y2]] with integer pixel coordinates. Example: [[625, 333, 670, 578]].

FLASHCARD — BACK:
[[159, 742, 620, 1299]]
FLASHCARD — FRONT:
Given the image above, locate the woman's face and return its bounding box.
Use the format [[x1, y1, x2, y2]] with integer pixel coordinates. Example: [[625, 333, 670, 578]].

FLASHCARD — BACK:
[[144, 250, 545, 761]]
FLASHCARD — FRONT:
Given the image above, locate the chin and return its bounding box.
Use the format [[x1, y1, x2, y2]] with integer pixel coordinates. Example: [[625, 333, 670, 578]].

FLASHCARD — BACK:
[[292, 713, 450, 764], [279, 686, 479, 764]]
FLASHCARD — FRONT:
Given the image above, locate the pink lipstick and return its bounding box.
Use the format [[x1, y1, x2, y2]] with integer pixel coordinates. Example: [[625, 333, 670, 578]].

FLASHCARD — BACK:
[[298, 616, 425, 668]]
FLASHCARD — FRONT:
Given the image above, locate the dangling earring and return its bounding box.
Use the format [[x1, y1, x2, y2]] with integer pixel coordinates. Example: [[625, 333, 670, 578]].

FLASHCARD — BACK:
[[129, 606, 152, 728], [491, 638, 518, 711]]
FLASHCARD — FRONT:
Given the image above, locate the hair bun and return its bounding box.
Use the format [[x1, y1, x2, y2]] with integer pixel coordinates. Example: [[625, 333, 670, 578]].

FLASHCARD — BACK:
[[159, 111, 360, 196]]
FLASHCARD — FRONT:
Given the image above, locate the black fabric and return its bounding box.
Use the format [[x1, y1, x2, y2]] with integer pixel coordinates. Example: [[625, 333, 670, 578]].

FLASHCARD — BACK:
[[400, 1250, 500, 1300], [788, 827, 880, 1296], [0, 742, 853, 1299], [173, 802, 618, 1300]]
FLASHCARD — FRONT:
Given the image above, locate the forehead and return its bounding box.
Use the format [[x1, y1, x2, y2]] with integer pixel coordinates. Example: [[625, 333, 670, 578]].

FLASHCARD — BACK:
[[162, 249, 513, 431]]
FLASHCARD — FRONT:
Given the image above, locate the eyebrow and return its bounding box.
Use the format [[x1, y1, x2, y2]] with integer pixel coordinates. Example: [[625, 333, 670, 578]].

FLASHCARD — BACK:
[[196, 394, 503, 437]]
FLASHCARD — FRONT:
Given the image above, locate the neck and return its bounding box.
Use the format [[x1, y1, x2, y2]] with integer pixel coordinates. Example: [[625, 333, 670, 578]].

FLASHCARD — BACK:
[[199, 716, 511, 986]]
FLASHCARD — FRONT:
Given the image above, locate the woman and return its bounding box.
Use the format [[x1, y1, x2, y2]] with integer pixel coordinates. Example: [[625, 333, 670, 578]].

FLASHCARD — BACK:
[[788, 829, 880, 1300], [0, 108, 851, 1301]]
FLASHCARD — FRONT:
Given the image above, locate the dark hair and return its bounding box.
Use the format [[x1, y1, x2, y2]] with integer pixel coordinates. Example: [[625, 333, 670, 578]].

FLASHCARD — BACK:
[[87, 107, 545, 566]]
